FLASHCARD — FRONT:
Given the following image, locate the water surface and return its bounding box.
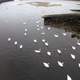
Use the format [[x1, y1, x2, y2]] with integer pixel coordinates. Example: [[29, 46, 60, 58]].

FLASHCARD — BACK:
[[0, 1, 80, 80]]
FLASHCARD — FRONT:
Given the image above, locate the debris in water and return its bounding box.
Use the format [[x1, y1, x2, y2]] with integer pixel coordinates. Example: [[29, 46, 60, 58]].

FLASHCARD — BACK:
[[8, 37, 11, 41], [34, 49, 41, 53], [47, 51, 51, 56], [57, 49, 62, 54], [72, 46, 76, 50], [67, 75, 72, 80], [14, 41, 18, 45], [54, 34, 59, 37], [70, 54, 76, 60], [19, 44, 23, 49], [43, 62, 50, 68], [57, 61, 64, 67]]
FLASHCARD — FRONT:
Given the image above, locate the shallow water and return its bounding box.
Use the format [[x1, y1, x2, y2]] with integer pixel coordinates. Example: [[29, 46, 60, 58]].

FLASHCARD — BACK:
[[0, 1, 80, 80]]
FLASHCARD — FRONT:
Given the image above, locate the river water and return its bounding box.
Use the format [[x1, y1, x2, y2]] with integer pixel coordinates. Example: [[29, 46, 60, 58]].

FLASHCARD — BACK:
[[0, 0, 80, 80]]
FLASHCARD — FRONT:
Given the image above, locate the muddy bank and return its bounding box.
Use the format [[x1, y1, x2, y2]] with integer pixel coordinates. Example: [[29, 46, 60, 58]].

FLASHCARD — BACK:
[[0, 0, 13, 3], [43, 13, 80, 26]]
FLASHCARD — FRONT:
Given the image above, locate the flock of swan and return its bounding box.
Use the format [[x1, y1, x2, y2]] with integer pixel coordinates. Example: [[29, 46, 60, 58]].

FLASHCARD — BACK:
[[7, 18, 80, 80]]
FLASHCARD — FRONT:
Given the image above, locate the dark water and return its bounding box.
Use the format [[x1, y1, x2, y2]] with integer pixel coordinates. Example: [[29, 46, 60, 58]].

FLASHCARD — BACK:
[[0, 1, 80, 80]]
